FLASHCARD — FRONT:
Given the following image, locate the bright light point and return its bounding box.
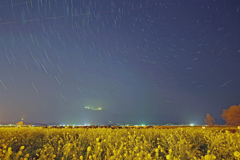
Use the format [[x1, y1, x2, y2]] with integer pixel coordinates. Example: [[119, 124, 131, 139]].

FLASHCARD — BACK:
[[85, 106, 102, 111], [190, 124, 194, 126], [141, 124, 145, 126]]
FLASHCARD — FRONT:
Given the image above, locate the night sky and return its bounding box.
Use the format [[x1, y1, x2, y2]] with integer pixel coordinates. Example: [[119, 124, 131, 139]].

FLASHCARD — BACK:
[[0, 0, 240, 125]]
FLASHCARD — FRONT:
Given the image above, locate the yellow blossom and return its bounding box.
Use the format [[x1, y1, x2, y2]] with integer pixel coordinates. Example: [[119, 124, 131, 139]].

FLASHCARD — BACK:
[[234, 151, 240, 158], [87, 146, 91, 152]]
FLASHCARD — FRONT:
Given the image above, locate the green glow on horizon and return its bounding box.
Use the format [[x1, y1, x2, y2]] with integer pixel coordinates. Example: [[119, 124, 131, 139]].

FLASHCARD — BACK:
[[85, 106, 102, 111]]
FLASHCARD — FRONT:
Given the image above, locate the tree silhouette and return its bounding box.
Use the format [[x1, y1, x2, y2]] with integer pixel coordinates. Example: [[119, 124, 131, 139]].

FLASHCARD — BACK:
[[204, 113, 215, 126], [221, 104, 240, 126]]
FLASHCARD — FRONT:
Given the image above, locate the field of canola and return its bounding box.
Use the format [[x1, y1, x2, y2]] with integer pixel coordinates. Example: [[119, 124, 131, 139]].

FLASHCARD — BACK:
[[0, 127, 240, 160]]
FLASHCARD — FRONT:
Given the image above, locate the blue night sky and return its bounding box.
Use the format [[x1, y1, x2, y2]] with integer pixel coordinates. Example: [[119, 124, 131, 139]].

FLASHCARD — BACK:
[[0, 0, 240, 125]]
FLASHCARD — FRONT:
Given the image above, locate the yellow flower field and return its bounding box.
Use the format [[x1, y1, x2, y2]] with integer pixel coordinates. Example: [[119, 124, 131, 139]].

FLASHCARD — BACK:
[[0, 127, 239, 160]]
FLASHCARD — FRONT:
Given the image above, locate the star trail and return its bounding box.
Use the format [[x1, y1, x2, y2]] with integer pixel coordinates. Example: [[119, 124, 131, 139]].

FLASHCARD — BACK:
[[0, 0, 240, 125]]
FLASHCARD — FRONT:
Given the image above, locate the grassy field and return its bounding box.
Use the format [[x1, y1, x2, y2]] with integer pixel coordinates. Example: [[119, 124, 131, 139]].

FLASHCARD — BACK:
[[0, 126, 239, 160]]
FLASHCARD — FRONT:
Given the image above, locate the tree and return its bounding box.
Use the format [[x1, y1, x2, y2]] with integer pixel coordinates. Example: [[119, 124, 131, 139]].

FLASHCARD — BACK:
[[222, 104, 240, 126], [204, 113, 215, 126]]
